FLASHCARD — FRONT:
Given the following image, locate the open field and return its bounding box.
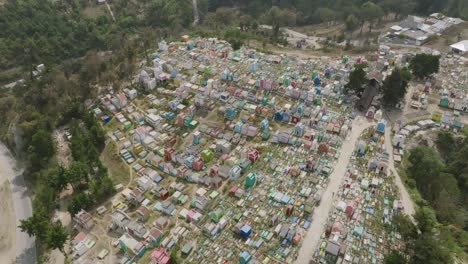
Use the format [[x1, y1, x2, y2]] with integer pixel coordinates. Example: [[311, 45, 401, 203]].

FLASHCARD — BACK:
[[100, 141, 131, 185]]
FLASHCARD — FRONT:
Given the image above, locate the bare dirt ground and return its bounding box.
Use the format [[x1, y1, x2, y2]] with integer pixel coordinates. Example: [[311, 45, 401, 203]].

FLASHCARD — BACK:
[[53, 127, 72, 168], [48, 128, 74, 264], [296, 116, 374, 264], [384, 126, 416, 217]]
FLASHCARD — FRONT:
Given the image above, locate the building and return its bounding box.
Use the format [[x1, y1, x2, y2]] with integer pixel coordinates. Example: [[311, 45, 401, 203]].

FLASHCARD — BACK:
[[73, 210, 95, 230], [151, 247, 171, 264], [118, 233, 146, 257], [357, 75, 381, 111], [450, 40, 468, 54]]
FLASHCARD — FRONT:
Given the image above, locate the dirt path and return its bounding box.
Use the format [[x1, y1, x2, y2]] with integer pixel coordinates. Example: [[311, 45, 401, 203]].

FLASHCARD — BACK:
[[105, 1, 116, 22], [260, 25, 324, 49], [192, 0, 199, 26], [296, 116, 373, 264], [53, 128, 72, 168], [384, 126, 416, 217]]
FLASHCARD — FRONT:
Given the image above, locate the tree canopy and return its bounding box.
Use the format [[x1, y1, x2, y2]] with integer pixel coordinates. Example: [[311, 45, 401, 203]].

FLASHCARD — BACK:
[[409, 54, 440, 79], [381, 67, 411, 108], [345, 64, 368, 94]]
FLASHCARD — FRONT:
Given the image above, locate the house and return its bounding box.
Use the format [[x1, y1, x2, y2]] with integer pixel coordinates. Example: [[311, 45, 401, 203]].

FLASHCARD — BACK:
[[200, 149, 213, 162], [136, 176, 153, 191], [345, 200, 357, 218], [126, 221, 148, 239], [73, 210, 95, 230], [147, 228, 163, 246], [203, 222, 219, 236], [357, 77, 380, 111], [136, 206, 151, 222], [151, 247, 171, 264], [376, 119, 386, 133], [72, 231, 87, 246], [110, 210, 131, 233], [191, 195, 210, 211], [118, 233, 146, 257], [393, 134, 405, 148], [192, 157, 204, 171], [144, 168, 163, 183], [240, 224, 252, 239], [181, 242, 193, 256], [439, 97, 449, 108], [156, 201, 176, 216], [248, 149, 260, 163], [229, 165, 242, 180], [122, 187, 145, 203], [154, 185, 170, 200], [209, 207, 225, 223], [326, 234, 342, 257], [153, 216, 169, 230], [164, 147, 175, 161], [450, 40, 468, 54], [244, 172, 256, 188], [239, 251, 252, 264], [146, 113, 162, 128]]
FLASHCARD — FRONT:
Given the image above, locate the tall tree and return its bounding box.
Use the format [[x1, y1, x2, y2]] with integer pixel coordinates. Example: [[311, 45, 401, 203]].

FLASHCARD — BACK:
[[28, 128, 55, 169], [345, 64, 368, 94], [415, 206, 437, 234], [45, 222, 68, 253], [345, 14, 359, 31], [409, 54, 440, 79], [19, 212, 49, 239], [359, 2, 384, 33], [381, 67, 411, 108], [384, 250, 406, 264], [266, 6, 296, 40], [411, 233, 452, 264]]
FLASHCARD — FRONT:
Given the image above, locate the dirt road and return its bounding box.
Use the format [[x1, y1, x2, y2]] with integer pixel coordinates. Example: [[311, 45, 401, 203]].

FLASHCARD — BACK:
[[260, 25, 324, 49], [384, 126, 416, 217], [296, 116, 373, 264], [0, 142, 36, 264]]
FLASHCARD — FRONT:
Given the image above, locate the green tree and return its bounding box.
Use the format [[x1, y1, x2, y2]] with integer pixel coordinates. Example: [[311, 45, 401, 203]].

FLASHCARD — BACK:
[[28, 128, 55, 169], [360, 2, 385, 33], [66, 161, 89, 189], [316, 8, 336, 26], [19, 212, 49, 239], [381, 67, 411, 108], [345, 64, 368, 94], [345, 14, 359, 31], [415, 207, 437, 234], [384, 250, 406, 264], [407, 146, 444, 199], [46, 166, 69, 193], [68, 193, 93, 216], [436, 130, 456, 159], [266, 6, 296, 40], [411, 233, 452, 264], [381, 0, 416, 20], [45, 221, 68, 253], [393, 213, 418, 241], [215, 7, 236, 27], [409, 54, 440, 79]]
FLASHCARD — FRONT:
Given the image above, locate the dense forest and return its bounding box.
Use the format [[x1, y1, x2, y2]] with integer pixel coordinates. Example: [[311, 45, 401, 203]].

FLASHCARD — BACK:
[[1, 0, 468, 79], [392, 130, 468, 263]]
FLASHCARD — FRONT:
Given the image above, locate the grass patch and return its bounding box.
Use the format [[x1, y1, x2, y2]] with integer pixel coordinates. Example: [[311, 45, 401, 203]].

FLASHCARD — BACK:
[[100, 141, 130, 185]]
